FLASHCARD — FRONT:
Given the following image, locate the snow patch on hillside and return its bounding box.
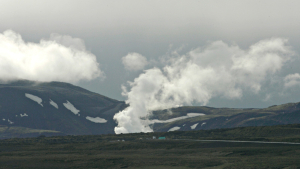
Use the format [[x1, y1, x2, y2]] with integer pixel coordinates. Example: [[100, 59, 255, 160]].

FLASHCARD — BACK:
[[168, 126, 180, 132], [50, 99, 58, 109], [150, 113, 205, 124], [20, 113, 28, 117], [8, 119, 14, 124], [63, 100, 80, 115], [187, 113, 205, 117], [201, 122, 206, 126], [190, 123, 199, 129], [86, 116, 107, 123], [2, 118, 5, 121], [25, 93, 43, 107]]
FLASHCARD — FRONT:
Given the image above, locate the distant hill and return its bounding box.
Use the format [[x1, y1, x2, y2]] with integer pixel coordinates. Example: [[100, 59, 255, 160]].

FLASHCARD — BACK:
[[0, 80, 126, 139], [1, 80, 300, 139], [151, 103, 300, 132]]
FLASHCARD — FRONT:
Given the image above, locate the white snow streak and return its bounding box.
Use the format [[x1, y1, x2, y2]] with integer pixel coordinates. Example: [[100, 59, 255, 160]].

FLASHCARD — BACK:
[[20, 113, 28, 117], [150, 113, 205, 124], [187, 113, 205, 117], [168, 126, 180, 132], [86, 116, 107, 123], [190, 123, 199, 129], [25, 93, 43, 107], [50, 99, 58, 109], [8, 119, 14, 124], [63, 100, 80, 115]]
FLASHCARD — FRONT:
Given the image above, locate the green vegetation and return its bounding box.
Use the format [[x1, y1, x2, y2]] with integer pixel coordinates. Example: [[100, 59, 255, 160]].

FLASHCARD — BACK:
[[1, 124, 300, 168], [0, 125, 62, 139]]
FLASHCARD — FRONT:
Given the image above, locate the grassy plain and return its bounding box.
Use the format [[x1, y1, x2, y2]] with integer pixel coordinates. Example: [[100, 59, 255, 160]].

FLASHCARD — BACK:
[[1, 124, 300, 168]]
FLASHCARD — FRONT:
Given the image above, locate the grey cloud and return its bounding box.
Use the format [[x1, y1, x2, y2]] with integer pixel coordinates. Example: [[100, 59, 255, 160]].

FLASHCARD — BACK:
[[1, 0, 300, 109], [49, 33, 86, 51], [284, 73, 300, 88]]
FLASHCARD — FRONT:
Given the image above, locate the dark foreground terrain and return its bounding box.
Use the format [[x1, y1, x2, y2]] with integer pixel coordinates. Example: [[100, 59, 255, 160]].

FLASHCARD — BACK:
[[2, 124, 300, 169]]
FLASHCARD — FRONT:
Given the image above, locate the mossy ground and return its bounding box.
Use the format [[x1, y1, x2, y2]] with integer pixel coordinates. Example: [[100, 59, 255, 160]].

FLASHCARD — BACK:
[[2, 124, 300, 168]]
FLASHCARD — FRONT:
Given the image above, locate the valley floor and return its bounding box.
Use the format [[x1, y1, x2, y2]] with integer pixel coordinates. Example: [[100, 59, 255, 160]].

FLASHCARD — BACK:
[[1, 137, 300, 169]]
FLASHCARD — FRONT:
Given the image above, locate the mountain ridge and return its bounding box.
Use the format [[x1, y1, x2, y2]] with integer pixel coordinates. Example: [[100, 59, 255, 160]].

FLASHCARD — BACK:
[[1, 80, 300, 139]]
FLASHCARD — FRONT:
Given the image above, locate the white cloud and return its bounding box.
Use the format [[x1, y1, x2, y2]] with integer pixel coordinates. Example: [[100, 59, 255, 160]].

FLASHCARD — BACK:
[[122, 53, 148, 71], [0, 30, 104, 83], [284, 73, 300, 88], [231, 38, 292, 92], [114, 38, 293, 134]]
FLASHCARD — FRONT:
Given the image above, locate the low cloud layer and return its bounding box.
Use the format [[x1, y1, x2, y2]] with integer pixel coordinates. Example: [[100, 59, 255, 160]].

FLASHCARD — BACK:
[[284, 73, 300, 88], [122, 53, 148, 71], [0, 30, 103, 83], [114, 38, 294, 134]]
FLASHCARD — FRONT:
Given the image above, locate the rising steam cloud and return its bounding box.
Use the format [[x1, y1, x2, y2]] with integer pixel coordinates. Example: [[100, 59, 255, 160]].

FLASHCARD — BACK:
[[0, 30, 103, 83], [114, 38, 293, 134]]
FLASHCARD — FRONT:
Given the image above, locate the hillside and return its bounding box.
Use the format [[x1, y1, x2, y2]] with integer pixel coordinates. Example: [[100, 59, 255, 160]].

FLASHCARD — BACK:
[[1, 80, 300, 139], [151, 103, 300, 132], [0, 80, 126, 139]]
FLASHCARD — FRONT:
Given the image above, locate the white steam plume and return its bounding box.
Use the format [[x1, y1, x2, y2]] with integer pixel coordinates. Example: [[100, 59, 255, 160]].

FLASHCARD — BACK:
[[0, 30, 104, 83], [114, 38, 293, 134]]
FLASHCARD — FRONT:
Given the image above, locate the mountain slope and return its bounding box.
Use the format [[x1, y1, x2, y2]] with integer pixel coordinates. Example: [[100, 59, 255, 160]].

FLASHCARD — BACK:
[[151, 103, 300, 132], [0, 80, 126, 138], [1, 80, 300, 139]]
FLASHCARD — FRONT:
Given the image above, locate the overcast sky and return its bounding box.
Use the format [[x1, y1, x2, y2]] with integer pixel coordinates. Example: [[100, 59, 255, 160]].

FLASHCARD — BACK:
[[1, 0, 300, 108]]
